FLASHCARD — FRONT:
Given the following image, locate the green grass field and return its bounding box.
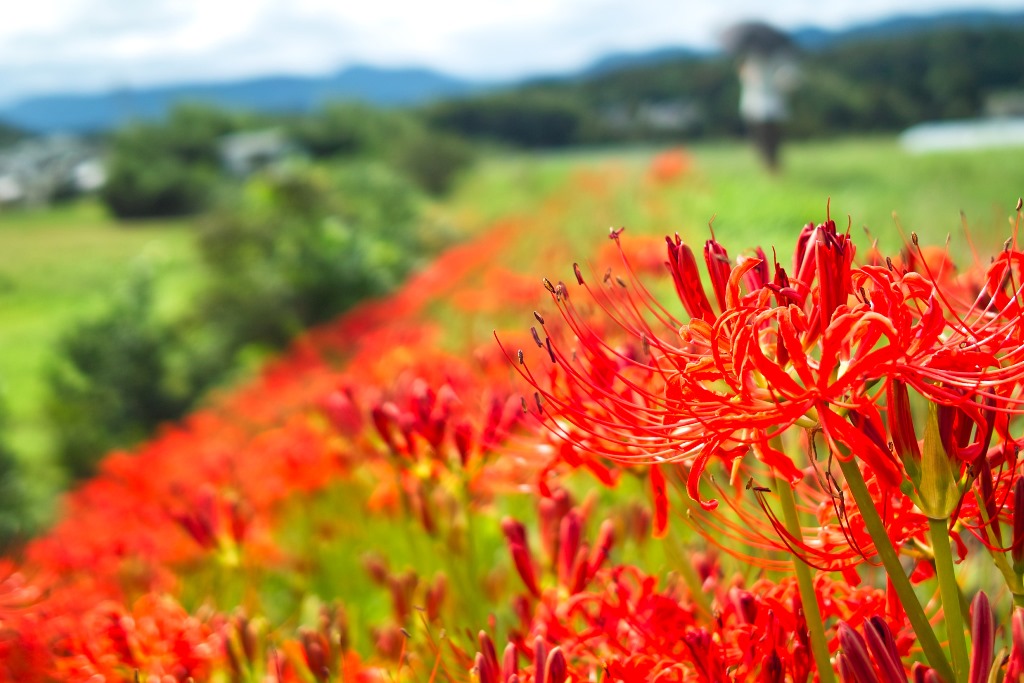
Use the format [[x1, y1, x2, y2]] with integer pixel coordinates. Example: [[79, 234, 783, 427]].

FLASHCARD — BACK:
[[2, 135, 1021, 527], [453, 136, 1022, 255]]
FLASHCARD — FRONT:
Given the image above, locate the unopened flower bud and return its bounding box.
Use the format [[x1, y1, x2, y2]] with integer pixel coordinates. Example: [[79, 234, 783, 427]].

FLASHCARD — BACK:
[[1013, 478, 1024, 574], [501, 518, 541, 598], [543, 647, 567, 683], [475, 652, 494, 683], [587, 519, 615, 577], [838, 622, 878, 683], [970, 592, 994, 683], [502, 642, 519, 682], [703, 238, 731, 310], [761, 651, 784, 683], [534, 637, 548, 683], [886, 380, 922, 481], [477, 631, 499, 683], [863, 616, 905, 683], [557, 510, 582, 585], [665, 234, 714, 322]]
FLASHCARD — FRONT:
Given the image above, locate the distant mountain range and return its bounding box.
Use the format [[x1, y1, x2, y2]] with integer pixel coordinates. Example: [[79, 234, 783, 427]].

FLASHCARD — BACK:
[[3, 8, 1023, 134], [0, 66, 485, 134]]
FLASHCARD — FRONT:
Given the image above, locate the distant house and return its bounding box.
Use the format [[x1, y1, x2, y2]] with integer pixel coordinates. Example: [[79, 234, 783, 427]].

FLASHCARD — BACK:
[[0, 135, 105, 206], [600, 100, 701, 136], [218, 128, 296, 177], [900, 118, 1024, 153], [985, 91, 1024, 118]]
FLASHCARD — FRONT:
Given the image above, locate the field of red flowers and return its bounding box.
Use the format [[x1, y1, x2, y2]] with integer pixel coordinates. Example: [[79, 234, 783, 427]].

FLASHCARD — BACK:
[[2, 150, 1024, 682]]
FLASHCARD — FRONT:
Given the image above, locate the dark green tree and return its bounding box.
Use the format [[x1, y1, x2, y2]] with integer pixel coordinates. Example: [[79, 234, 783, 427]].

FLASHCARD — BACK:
[[100, 104, 251, 218], [46, 271, 208, 479], [196, 162, 429, 354]]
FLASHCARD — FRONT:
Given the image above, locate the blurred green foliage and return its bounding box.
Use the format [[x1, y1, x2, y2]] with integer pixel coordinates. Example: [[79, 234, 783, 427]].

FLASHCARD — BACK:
[[48, 161, 435, 477], [0, 398, 27, 545], [0, 121, 26, 147], [196, 162, 427, 351], [428, 25, 1024, 147], [46, 271, 212, 480], [99, 102, 475, 219], [427, 92, 594, 147], [100, 105, 255, 218], [290, 102, 414, 159], [790, 27, 1024, 135], [393, 129, 475, 196]]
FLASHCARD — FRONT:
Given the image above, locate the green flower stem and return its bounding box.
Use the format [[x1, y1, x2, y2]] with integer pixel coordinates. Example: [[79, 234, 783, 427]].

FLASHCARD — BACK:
[[672, 536, 714, 619], [928, 517, 969, 683], [973, 495, 1024, 605], [836, 456, 954, 683], [774, 476, 837, 683]]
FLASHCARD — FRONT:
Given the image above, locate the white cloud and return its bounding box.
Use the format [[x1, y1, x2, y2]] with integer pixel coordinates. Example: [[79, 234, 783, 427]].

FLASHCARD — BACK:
[[0, 0, 1022, 103]]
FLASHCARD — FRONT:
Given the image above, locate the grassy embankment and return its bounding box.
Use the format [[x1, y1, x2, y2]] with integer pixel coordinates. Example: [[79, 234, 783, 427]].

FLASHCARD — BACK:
[[0, 135, 1020, 526]]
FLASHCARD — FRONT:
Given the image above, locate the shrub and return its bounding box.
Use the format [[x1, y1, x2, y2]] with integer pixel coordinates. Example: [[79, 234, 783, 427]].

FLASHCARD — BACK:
[[100, 104, 246, 219], [46, 271, 208, 479], [393, 130, 475, 196], [196, 162, 428, 354], [101, 153, 216, 218], [427, 92, 591, 147], [289, 102, 415, 159], [0, 397, 27, 545]]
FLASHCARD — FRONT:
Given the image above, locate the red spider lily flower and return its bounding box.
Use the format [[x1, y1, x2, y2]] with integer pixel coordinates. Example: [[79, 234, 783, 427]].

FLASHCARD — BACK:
[[496, 560, 899, 683], [647, 149, 691, 185], [48, 594, 224, 682], [509, 213, 1024, 522], [504, 218, 936, 515]]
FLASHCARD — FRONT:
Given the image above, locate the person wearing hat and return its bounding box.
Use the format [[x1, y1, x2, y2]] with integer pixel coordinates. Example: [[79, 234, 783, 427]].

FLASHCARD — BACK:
[[725, 22, 800, 172]]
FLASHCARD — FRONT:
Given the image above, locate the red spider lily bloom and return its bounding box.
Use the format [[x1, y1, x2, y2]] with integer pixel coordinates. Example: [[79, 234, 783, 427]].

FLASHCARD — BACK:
[[509, 217, 1024, 525], [490, 560, 900, 683], [45, 595, 224, 682], [678, 450, 932, 576], [506, 219, 911, 513]]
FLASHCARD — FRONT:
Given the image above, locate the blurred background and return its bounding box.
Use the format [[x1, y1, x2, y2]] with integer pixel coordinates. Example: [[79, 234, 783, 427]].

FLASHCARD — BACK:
[[2, 0, 1024, 543]]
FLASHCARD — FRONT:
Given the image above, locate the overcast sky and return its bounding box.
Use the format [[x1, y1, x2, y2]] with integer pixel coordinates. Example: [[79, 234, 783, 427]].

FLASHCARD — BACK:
[[1, 0, 1022, 104]]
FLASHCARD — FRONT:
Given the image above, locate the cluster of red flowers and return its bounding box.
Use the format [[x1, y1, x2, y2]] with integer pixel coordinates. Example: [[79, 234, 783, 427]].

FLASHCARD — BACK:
[[506, 206, 1024, 680], [3, 158, 1024, 682]]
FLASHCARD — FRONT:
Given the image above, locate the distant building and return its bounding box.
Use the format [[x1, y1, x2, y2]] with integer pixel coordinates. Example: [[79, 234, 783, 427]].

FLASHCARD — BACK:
[[218, 128, 296, 177], [0, 135, 105, 206], [600, 100, 701, 136], [900, 118, 1024, 153], [900, 91, 1024, 153], [985, 91, 1024, 118]]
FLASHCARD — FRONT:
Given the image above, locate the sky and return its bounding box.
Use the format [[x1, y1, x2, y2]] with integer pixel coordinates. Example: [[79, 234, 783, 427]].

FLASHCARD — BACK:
[[1, 0, 1023, 104]]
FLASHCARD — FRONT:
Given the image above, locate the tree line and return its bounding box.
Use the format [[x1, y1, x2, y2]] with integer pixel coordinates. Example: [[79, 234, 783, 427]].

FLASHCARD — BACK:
[[427, 24, 1024, 147]]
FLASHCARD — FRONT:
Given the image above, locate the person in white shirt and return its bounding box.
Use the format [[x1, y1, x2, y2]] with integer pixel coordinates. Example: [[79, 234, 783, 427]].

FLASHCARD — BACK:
[[736, 44, 800, 171]]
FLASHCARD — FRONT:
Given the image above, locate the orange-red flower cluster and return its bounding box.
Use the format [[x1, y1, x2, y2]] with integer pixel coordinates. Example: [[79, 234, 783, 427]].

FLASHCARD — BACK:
[[510, 218, 1024, 559]]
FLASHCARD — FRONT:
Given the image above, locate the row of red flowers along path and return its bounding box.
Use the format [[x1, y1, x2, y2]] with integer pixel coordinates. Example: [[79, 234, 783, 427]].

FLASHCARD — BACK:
[[2, 151, 1024, 682], [0, 162, 700, 681]]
